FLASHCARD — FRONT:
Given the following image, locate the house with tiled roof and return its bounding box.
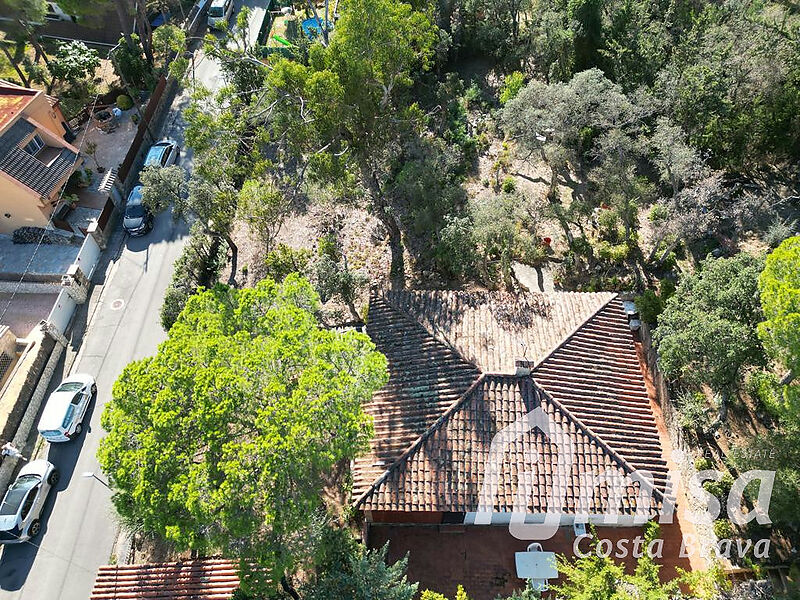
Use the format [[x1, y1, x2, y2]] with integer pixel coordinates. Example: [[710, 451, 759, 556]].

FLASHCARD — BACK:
[[0, 80, 82, 235], [357, 289, 698, 599], [90, 559, 240, 600]]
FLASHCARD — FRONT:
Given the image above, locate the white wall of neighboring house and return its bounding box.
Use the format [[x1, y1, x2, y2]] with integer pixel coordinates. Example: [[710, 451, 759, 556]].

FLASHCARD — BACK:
[[46, 288, 76, 334], [46, 233, 101, 334], [73, 232, 101, 279]]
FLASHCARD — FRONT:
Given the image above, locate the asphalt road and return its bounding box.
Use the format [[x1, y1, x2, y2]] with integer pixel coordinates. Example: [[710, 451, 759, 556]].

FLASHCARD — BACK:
[[0, 2, 266, 598]]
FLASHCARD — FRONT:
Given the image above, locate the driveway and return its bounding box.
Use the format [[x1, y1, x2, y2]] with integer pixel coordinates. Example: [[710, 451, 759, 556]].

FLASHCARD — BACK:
[[0, 2, 266, 598]]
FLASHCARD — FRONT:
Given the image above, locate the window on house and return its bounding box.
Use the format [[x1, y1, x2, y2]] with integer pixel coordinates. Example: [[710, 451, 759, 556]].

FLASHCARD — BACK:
[[23, 134, 45, 156]]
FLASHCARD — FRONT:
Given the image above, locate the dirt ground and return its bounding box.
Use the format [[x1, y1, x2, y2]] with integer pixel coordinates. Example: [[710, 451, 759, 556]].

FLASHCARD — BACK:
[[223, 198, 392, 320]]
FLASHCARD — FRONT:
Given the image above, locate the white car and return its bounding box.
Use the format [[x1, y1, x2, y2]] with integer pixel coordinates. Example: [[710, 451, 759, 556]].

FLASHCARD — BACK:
[[143, 139, 179, 168], [0, 460, 59, 543], [37, 374, 96, 443], [208, 0, 234, 29]]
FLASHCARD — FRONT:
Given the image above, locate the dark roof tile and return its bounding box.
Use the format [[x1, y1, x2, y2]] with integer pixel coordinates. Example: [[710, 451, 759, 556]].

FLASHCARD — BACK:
[[0, 119, 77, 196]]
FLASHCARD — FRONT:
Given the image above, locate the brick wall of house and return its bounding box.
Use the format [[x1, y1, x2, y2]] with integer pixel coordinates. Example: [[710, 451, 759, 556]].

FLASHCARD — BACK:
[[368, 522, 693, 600]]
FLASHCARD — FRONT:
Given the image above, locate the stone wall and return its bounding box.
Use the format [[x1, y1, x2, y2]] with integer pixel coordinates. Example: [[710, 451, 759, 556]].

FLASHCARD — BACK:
[[0, 326, 56, 444]]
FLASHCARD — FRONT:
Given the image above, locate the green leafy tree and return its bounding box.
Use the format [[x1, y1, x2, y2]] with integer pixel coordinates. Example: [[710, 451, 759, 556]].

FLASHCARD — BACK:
[[151, 23, 186, 77], [158, 224, 226, 331], [502, 69, 645, 214], [731, 422, 800, 527], [140, 164, 187, 214], [98, 276, 388, 594], [202, 7, 267, 96], [0, 0, 49, 85], [152, 23, 185, 62], [263, 244, 312, 283], [237, 179, 290, 254], [262, 0, 436, 287], [499, 71, 524, 105], [420, 585, 472, 600], [303, 538, 418, 600], [553, 523, 729, 599], [459, 0, 531, 67], [48, 41, 100, 89], [758, 236, 800, 389], [111, 33, 154, 89], [655, 253, 766, 429], [469, 192, 542, 289], [655, 2, 800, 169], [312, 234, 367, 321], [524, 5, 575, 82]]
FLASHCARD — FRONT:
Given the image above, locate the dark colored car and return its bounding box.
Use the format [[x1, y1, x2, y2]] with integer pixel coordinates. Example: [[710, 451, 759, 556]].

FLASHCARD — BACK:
[[123, 185, 154, 236]]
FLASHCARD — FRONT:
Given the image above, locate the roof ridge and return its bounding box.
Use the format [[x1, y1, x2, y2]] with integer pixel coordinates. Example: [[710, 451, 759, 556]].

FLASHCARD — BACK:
[[524, 292, 619, 370], [353, 373, 487, 509]]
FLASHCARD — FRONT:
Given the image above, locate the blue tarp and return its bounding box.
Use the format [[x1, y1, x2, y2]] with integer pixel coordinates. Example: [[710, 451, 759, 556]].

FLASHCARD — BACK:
[[301, 17, 332, 39]]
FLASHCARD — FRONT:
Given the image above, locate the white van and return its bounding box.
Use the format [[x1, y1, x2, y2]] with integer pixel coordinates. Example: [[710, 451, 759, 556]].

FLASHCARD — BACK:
[[37, 374, 96, 443], [208, 0, 234, 29]]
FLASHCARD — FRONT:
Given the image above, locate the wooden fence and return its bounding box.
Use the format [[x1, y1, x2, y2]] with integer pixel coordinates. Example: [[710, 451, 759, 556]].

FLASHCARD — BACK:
[[117, 75, 169, 184]]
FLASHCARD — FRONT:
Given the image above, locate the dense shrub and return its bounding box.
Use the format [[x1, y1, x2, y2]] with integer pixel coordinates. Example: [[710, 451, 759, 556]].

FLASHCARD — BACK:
[[694, 456, 713, 471], [499, 71, 525, 105], [703, 472, 734, 499], [744, 370, 782, 417], [595, 240, 629, 262], [263, 244, 312, 282], [712, 519, 734, 539], [116, 94, 133, 110], [636, 290, 663, 324], [160, 228, 226, 331], [675, 390, 711, 430]]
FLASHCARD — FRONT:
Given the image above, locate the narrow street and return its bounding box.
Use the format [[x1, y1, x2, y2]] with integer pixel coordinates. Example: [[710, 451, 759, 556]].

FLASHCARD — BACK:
[[0, 3, 265, 599]]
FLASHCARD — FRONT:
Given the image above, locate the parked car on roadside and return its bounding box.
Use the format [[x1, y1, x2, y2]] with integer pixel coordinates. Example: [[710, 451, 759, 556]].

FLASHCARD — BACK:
[[0, 460, 59, 544], [37, 374, 97, 443], [208, 0, 234, 29], [123, 185, 154, 236], [143, 139, 179, 168]]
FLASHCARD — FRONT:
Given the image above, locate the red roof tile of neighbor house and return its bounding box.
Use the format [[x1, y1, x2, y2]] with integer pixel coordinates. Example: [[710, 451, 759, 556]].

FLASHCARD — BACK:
[[354, 289, 669, 515], [89, 559, 240, 600], [0, 83, 37, 132]]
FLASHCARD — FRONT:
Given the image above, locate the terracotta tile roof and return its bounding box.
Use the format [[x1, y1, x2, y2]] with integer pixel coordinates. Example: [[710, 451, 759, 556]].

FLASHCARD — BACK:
[[90, 559, 240, 600], [380, 289, 615, 373], [356, 374, 661, 515], [354, 289, 669, 515], [531, 297, 669, 491], [0, 82, 37, 132], [352, 293, 481, 499], [0, 118, 78, 196]]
